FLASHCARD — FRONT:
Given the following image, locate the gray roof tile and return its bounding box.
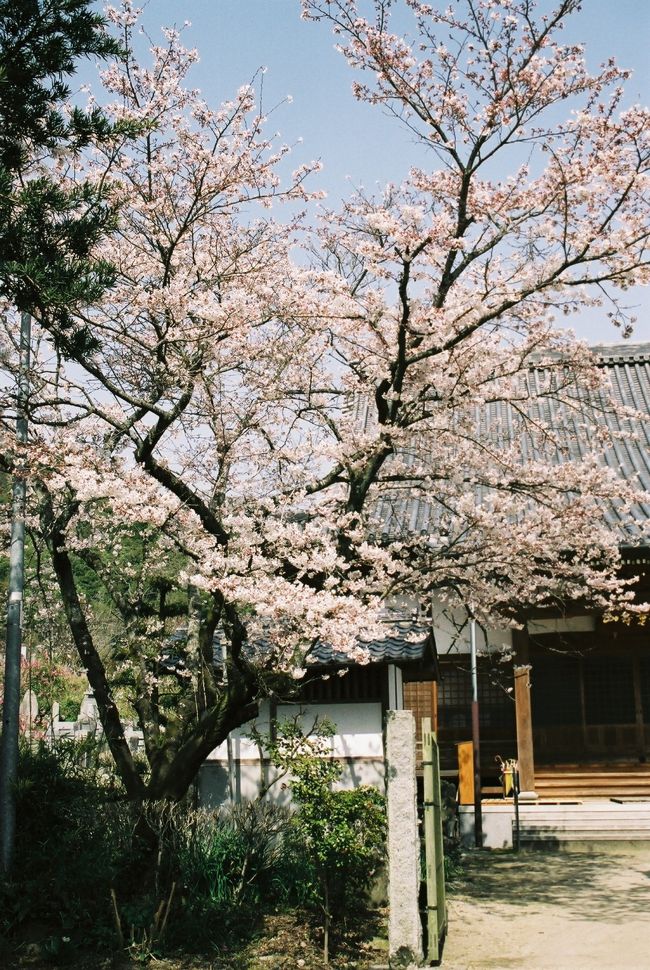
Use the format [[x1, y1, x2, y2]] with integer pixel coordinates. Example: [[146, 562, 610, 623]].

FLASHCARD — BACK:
[[371, 343, 650, 545], [306, 621, 434, 667], [169, 622, 435, 670]]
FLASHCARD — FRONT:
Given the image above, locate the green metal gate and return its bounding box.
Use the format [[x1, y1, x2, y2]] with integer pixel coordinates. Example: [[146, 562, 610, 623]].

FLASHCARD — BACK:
[[422, 716, 448, 963]]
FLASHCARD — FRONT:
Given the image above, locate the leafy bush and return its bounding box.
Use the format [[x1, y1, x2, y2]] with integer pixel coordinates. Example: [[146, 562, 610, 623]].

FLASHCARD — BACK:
[[0, 728, 385, 964], [166, 800, 292, 945], [0, 745, 294, 958], [256, 716, 387, 963], [0, 739, 131, 951], [291, 779, 386, 961]]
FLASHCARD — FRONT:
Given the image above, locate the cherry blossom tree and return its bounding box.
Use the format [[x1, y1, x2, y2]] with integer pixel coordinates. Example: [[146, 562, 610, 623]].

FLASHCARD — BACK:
[[300, 0, 650, 609], [1, 0, 648, 803], [2, 4, 387, 802]]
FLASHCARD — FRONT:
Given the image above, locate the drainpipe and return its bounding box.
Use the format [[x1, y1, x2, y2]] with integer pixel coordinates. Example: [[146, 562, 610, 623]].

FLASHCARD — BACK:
[[0, 312, 31, 874], [470, 618, 483, 847]]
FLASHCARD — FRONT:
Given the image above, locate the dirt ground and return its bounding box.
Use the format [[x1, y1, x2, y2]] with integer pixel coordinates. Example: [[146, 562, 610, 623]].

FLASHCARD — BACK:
[[3, 908, 389, 970], [7, 846, 650, 969], [441, 843, 650, 970]]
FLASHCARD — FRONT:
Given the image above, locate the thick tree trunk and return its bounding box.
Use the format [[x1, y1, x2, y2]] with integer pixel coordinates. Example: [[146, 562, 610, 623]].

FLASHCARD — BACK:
[[43, 500, 146, 800], [142, 692, 259, 802], [41, 493, 262, 806]]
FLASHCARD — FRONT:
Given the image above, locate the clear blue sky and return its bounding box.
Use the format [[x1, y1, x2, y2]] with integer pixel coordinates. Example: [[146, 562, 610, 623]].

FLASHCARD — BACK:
[[93, 0, 650, 343]]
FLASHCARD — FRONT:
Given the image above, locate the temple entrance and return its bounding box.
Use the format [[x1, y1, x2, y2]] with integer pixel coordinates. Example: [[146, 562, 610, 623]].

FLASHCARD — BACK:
[[404, 660, 517, 777], [530, 648, 650, 764]]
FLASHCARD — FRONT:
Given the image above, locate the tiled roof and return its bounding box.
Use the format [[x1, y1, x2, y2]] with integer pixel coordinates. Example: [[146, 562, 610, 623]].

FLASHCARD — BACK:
[[372, 343, 650, 546], [589, 344, 650, 538], [306, 621, 435, 668], [169, 621, 435, 670]]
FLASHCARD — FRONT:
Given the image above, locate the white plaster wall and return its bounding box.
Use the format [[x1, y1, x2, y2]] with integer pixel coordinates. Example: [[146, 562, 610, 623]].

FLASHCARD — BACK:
[[198, 757, 386, 808], [527, 616, 595, 635], [276, 701, 384, 759], [199, 699, 385, 808], [204, 698, 273, 762], [430, 597, 513, 657], [204, 699, 384, 761], [432, 599, 597, 657], [459, 804, 514, 849]]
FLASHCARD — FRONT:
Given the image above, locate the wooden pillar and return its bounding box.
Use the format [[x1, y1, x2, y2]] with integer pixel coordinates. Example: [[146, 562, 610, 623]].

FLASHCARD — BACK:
[[578, 656, 588, 758], [457, 741, 474, 806], [632, 654, 647, 763], [431, 680, 438, 734], [514, 664, 537, 798]]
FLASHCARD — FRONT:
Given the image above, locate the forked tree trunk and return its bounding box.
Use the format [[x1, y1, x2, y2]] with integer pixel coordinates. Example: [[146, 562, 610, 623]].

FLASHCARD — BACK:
[[44, 496, 260, 805]]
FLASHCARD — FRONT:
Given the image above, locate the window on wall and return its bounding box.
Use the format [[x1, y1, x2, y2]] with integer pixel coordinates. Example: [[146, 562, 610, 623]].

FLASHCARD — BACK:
[[403, 681, 435, 731], [478, 668, 516, 730], [438, 665, 471, 731], [300, 665, 385, 703], [584, 657, 635, 725], [437, 662, 514, 732], [531, 655, 582, 727]]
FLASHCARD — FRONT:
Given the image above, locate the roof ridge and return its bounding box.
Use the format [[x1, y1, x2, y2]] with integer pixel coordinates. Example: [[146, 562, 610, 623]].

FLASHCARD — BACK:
[[590, 342, 650, 364], [528, 343, 650, 368]]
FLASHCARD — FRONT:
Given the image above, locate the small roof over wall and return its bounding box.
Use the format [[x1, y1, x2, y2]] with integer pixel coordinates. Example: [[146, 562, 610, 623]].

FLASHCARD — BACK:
[[168, 620, 439, 680], [306, 621, 438, 679]]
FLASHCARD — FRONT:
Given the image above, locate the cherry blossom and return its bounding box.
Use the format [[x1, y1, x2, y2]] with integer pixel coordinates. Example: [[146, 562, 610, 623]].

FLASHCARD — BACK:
[[1, 0, 648, 801]]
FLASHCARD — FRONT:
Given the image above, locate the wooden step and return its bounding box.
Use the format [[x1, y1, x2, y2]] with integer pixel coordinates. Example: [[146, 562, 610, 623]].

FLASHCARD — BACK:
[[536, 792, 650, 796], [475, 798, 650, 846], [521, 802, 650, 843], [537, 771, 650, 780], [536, 782, 650, 789], [538, 762, 650, 769], [521, 831, 650, 843], [534, 765, 650, 800], [520, 813, 650, 824], [537, 769, 650, 774], [535, 771, 650, 785], [537, 781, 650, 789]]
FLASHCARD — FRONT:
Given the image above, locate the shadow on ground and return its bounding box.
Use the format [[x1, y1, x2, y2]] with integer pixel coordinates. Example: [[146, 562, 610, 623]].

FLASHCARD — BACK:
[[453, 845, 650, 923]]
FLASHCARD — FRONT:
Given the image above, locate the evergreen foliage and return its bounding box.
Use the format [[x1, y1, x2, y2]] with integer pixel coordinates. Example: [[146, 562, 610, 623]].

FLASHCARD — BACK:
[[0, 742, 311, 962], [0, 0, 126, 344]]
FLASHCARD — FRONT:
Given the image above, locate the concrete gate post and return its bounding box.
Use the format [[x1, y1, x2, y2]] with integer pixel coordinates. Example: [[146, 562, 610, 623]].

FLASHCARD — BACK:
[[386, 709, 423, 967]]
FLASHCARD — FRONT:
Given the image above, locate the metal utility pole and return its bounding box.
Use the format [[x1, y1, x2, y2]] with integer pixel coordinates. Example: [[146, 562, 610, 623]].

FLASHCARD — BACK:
[[469, 617, 483, 848], [0, 311, 31, 874]]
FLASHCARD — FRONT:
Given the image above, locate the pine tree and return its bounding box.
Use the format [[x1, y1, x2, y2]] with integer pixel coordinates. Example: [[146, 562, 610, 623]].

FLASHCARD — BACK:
[[0, 0, 125, 348]]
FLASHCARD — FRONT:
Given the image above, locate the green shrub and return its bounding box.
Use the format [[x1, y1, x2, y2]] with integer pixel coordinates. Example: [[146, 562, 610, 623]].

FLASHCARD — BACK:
[[175, 800, 291, 908], [0, 742, 298, 958], [111, 798, 295, 951], [0, 739, 131, 950], [291, 781, 386, 960], [0, 730, 386, 963], [256, 716, 387, 963]]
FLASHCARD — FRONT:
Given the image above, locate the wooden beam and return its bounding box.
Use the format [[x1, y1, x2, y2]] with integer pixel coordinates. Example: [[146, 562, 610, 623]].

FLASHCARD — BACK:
[[514, 665, 536, 797], [457, 741, 474, 806]]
